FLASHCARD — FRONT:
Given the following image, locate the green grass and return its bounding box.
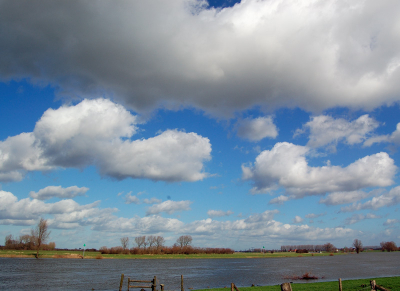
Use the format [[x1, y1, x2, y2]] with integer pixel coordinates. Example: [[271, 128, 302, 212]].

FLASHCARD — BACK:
[[0, 250, 349, 259], [0, 249, 100, 259], [195, 277, 400, 291]]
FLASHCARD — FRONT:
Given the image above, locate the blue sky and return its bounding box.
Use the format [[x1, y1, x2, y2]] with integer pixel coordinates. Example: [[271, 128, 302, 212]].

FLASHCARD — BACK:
[[1, 0, 400, 250]]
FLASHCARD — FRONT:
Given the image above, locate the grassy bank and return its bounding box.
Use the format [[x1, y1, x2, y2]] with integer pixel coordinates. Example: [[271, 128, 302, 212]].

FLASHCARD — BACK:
[[0, 249, 352, 259], [195, 277, 400, 291]]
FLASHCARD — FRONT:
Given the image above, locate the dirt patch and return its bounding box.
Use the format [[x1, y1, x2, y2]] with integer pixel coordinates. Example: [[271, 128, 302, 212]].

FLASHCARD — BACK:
[[53, 253, 83, 259]]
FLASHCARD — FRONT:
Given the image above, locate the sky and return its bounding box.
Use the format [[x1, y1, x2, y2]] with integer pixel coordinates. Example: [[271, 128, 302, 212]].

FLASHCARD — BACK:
[[0, 0, 400, 251]]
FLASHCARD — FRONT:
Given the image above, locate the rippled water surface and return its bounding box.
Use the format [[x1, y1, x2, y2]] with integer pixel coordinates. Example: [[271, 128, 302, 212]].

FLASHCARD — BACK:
[[1, 252, 399, 290]]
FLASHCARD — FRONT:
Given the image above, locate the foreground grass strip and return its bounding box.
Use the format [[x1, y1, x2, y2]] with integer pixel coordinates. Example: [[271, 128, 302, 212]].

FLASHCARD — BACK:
[[194, 277, 400, 291]]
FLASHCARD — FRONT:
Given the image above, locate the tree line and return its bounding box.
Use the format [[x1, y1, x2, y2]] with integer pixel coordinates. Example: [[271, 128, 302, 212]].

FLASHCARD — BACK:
[[281, 239, 398, 253], [2, 218, 53, 258], [99, 235, 234, 255]]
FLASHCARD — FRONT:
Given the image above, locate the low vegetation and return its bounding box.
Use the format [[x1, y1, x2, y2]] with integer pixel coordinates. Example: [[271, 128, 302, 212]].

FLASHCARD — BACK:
[[194, 277, 400, 291]]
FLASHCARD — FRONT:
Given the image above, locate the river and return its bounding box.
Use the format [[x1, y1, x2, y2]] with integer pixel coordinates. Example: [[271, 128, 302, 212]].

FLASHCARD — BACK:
[[0, 252, 399, 290]]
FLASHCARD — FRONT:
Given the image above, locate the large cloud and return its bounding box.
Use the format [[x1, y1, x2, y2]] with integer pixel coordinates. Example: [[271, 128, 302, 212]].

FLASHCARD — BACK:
[[242, 142, 396, 196], [0, 99, 211, 182], [1, 0, 400, 116]]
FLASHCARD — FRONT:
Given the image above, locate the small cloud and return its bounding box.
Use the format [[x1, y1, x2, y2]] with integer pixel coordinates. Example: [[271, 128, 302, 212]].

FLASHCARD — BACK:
[[210, 184, 225, 190], [143, 198, 162, 204], [320, 191, 371, 206], [146, 200, 192, 215], [29, 186, 89, 200], [207, 210, 234, 218], [269, 195, 289, 205], [296, 114, 379, 149], [383, 219, 399, 226], [293, 216, 303, 223], [124, 192, 140, 204], [344, 213, 381, 225], [305, 212, 326, 219], [236, 116, 278, 142]]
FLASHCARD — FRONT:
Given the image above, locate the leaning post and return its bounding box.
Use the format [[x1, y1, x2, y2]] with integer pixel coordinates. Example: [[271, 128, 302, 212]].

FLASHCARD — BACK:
[[281, 282, 292, 291], [370, 280, 376, 291], [119, 274, 124, 291]]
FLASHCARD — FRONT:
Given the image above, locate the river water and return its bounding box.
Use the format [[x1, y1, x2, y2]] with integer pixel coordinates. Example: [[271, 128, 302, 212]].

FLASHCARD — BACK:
[[0, 252, 399, 290]]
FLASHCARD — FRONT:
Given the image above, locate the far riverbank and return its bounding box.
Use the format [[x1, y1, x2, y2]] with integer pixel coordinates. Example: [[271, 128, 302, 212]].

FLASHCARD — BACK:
[[0, 249, 353, 259]]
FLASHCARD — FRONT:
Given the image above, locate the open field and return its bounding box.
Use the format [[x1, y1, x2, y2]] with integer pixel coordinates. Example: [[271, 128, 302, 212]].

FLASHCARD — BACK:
[[195, 277, 400, 291], [0, 249, 354, 259]]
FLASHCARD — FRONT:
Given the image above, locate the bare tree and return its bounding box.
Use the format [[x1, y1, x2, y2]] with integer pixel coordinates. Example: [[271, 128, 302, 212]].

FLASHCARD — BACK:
[[147, 235, 156, 249], [176, 235, 192, 248], [380, 241, 397, 252], [323, 242, 335, 252], [31, 218, 51, 258], [134, 236, 146, 248], [353, 239, 363, 254], [120, 237, 129, 250], [155, 236, 165, 249]]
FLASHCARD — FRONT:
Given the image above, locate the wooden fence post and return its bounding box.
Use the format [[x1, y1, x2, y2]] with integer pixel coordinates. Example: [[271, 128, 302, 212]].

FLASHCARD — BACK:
[[339, 278, 342, 291], [231, 283, 234, 291], [160, 284, 165, 291], [281, 282, 292, 291], [181, 275, 184, 291], [128, 277, 131, 291], [119, 274, 124, 291], [152, 276, 157, 291]]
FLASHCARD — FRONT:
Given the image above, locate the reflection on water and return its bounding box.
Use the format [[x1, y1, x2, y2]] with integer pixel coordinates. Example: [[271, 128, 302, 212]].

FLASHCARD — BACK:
[[0, 252, 399, 290]]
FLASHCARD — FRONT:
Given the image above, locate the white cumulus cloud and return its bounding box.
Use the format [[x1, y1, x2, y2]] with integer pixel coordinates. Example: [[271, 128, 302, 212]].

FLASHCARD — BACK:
[[0, 99, 212, 182], [242, 142, 396, 196]]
